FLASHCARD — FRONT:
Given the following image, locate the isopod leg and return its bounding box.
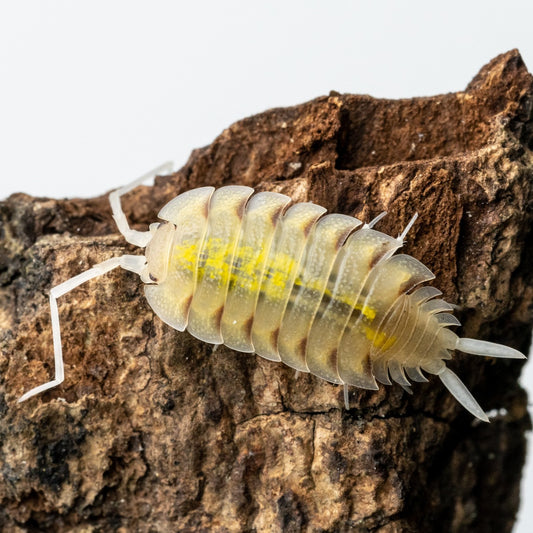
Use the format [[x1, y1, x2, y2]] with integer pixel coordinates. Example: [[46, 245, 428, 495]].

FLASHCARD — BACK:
[[109, 162, 174, 247], [18, 255, 146, 403], [344, 384, 350, 410]]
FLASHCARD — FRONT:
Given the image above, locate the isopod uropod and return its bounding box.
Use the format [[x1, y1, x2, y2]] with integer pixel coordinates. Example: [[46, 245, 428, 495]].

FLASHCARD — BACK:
[[18, 163, 526, 421]]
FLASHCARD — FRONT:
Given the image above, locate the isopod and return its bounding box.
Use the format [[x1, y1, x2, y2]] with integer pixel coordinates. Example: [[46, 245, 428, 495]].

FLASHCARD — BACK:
[[18, 163, 526, 421]]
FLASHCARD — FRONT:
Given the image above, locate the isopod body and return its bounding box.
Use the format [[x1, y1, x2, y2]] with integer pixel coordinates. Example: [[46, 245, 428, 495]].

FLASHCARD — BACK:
[[145, 185, 439, 388], [18, 164, 526, 421]]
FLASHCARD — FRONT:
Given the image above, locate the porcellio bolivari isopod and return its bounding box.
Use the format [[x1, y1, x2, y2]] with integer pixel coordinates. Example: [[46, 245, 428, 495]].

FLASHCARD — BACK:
[[18, 163, 526, 421]]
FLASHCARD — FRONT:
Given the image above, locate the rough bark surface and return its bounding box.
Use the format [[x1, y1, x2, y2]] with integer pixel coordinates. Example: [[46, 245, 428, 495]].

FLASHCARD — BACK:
[[0, 50, 532, 532]]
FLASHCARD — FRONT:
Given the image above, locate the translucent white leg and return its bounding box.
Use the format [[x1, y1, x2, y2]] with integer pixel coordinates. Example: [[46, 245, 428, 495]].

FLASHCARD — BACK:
[[109, 162, 174, 247], [18, 255, 146, 403], [344, 384, 350, 409], [397, 213, 418, 243]]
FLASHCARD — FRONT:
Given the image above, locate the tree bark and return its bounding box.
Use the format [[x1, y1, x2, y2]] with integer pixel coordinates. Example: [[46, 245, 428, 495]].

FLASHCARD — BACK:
[[0, 50, 532, 532]]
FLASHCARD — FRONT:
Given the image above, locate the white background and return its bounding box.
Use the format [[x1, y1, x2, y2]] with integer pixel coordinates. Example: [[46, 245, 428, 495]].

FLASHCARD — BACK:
[[0, 1, 532, 530]]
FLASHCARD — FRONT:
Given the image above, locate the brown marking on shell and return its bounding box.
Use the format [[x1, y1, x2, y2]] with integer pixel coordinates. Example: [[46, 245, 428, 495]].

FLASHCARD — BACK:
[[296, 337, 307, 359], [302, 216, 320, 237], [369, 245, 390, 269], [242, 315, 254, 339], [183, 295, 193, 314], [270, 202, 291, 225], [334, 226, 357, 250], [327, 348, 338, 372], [396, 281, 410, 296], [202, 197, 210, 218], [235, 197, 247, 220], [211, 305, 225, 326], [270, 327, 280, 347]]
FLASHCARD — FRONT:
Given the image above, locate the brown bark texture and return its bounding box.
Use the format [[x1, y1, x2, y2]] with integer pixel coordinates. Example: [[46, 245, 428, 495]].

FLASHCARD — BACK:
[[0, 50, 532, 533]]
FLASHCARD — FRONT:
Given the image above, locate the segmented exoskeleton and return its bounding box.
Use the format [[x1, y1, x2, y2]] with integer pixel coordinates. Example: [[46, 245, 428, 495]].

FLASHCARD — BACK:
[[19, 164, 526, 421]]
